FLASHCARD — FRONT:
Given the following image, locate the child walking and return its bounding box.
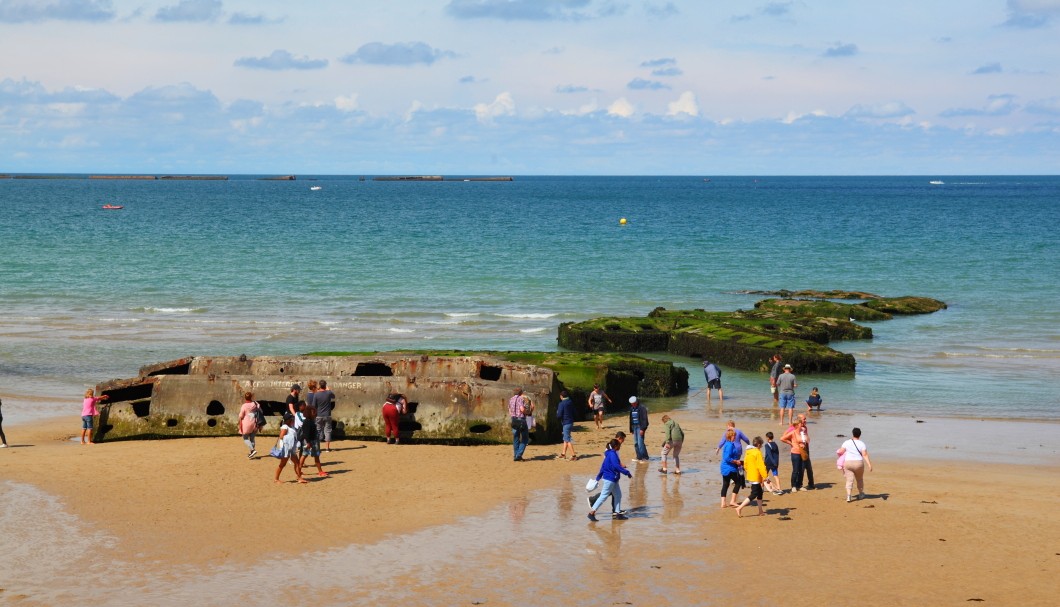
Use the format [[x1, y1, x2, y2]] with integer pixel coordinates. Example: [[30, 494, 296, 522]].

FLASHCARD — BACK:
[[763, 431, 783, 495]]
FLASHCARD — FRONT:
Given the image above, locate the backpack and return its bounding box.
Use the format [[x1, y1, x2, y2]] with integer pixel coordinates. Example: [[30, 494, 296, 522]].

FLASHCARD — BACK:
[[252, 403, 266, 429]]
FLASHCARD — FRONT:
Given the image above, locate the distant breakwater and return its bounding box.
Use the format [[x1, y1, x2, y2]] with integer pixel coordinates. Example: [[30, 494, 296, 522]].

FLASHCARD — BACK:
[[0, 174, 514, 182]]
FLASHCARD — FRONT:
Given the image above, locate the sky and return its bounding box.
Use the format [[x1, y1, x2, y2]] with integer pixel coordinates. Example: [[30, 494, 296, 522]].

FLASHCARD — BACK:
[[1, 0, 1058, 175]]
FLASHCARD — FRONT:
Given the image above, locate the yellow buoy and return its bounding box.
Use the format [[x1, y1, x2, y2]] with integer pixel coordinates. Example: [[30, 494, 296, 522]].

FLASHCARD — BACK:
[[619, 217, 627, 225]]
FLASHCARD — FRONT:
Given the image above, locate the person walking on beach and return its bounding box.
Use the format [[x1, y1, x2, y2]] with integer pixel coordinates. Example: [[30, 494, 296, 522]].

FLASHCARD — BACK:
[[314, 379, 336, 452], [509, 388, 530, 462], [735, 436, 769, 517], [286, 384, 301, 416], [588, 384, 612, 430], [382, 394, 401, 444], [764, 431, 783, 495], [836, 427, 873, 502], [719, 428, 744, 508], [300, 405, 328, 477], [769, 354, 783, 405], [703, 360, 723, 403], [776, 363, 797, 426], [274, 412, 307, 484], [0, 397, 8, 448], [237, 391, 264, 459], [659, 414, 684, 474], [80, 389, 108, 445], [587, 438, 632, 521], [628, 396, 649, 462], [587, 431, 627, 513], [556, 390, 577, 460]]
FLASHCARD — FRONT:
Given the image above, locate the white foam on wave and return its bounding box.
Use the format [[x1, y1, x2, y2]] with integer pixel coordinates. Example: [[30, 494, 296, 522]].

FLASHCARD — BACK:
[[519, 327, 548, 334], [445, 312, 480, 318], [497, 313, 556, 319], [131, 306, 208, 314], [388, 328, 415, 333]]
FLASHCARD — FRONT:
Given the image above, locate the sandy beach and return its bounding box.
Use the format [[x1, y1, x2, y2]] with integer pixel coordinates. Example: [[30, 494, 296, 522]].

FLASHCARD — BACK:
[[1, 410, 1058, 606]]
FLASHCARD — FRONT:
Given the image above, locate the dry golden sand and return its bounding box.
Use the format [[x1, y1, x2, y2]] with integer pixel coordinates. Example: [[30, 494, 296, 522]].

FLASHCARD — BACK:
[[1, 414, 1058, 606]]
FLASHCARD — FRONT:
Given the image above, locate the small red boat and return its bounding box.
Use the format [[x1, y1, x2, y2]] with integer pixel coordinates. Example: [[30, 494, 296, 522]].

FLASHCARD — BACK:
[[102, 204, 124, 210]]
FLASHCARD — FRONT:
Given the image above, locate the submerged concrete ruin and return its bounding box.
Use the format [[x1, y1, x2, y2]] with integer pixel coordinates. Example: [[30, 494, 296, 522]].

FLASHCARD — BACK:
[[93, 354, 559, 444]]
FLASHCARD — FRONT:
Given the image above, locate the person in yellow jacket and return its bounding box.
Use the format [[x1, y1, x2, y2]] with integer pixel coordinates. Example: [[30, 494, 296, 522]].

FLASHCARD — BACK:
[[735, 436, 769, 517]]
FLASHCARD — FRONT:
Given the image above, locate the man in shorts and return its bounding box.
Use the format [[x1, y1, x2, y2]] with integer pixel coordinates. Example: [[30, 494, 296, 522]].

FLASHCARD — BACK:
[[776, 363, 797, 426], [703, 359, 723, 403], [587, 384, 611, 430]]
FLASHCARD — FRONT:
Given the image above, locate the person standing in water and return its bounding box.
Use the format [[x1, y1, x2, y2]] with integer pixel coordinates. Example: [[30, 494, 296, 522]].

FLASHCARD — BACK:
[[703, 359, 723, 403]]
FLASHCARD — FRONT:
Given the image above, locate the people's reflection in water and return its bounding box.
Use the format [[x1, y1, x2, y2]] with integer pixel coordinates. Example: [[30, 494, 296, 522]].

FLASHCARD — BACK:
[[661, 474, 685, 521], [587, 517, 625, 578], [629, 460, 647, 512], [508, 497, 528, 525], [557, 477, 575, 517]]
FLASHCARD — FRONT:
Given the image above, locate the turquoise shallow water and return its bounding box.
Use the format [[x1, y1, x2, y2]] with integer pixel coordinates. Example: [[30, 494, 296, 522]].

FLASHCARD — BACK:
[[0, 175, 1057, 419]]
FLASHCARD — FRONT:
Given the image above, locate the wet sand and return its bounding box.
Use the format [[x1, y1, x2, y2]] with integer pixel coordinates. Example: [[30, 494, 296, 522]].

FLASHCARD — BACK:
[[0, 412, 1058, 606]]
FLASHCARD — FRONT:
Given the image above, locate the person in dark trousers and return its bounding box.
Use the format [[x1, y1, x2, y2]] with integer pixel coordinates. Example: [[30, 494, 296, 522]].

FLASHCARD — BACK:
[[628, 396, 649, 462]]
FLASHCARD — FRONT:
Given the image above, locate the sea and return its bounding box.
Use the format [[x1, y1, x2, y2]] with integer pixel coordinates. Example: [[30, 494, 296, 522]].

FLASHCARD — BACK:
[[0, 175, 1057, 421]]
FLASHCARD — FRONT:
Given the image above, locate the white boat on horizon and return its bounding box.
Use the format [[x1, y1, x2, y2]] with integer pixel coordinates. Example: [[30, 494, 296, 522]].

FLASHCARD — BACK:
[[929, 180, 944, 185], [310, 186, 323, 191]]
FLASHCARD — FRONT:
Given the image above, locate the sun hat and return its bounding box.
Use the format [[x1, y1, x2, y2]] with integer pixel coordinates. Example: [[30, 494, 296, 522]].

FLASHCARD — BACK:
[[629, 396, 638, 404], [783, 364, 792, 369]]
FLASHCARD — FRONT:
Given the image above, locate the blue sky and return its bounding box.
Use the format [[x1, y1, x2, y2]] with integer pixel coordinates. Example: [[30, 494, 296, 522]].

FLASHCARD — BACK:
[[1, 0, 1058, 175]]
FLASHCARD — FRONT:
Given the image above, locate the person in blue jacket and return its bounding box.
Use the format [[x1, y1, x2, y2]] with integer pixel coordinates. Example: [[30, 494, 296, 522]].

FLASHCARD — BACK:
[[555, 390, 577, 460], [719, 428, 744, 508], [587, 438, 632, 521]]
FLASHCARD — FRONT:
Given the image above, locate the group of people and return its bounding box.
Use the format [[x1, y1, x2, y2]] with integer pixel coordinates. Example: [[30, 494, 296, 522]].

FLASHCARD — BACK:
[[768, 355, 824, 424], [583, 398, 874, 521], [233, 381, 406, 483]]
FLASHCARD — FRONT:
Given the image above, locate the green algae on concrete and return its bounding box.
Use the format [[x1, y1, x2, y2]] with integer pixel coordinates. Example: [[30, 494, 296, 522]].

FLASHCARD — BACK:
[[558, 307, 858, 373], [754, 299, 893, 322], [558, 292, 947, 375]]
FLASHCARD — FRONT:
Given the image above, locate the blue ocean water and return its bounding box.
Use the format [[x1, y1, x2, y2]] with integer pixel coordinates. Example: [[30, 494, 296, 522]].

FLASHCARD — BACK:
[[0, 175, 1057, 419]]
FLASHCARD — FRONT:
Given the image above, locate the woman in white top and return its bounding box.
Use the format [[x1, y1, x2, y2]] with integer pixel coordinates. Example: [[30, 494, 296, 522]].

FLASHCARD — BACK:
[[836, 427, 873, 502]]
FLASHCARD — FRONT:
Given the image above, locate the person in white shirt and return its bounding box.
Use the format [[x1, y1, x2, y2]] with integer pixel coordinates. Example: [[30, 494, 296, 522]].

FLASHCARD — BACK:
[[836, 427, 873, 502]]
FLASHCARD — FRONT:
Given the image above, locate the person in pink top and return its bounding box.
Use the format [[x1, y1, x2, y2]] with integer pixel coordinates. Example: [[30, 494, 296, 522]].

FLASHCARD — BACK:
[[237, 392, 264, 459], [81, 388, 108, 445]]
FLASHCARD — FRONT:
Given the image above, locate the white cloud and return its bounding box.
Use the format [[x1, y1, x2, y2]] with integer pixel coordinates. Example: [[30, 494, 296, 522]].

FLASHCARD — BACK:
[[607, 97, 635, 117], [666, 91, 699, 117], [782, 109, 828, 124], [335, 93, 359, 112], [474, 92, 516, 122]]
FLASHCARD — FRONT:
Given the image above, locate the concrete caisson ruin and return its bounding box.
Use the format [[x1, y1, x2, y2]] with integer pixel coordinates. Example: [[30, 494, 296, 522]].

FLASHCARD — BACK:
[[93, 354, 560, 444]]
